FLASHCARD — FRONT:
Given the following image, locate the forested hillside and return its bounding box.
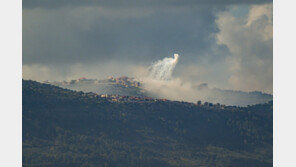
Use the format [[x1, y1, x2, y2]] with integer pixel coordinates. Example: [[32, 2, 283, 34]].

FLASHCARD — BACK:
[[23, 80, 273, 167]]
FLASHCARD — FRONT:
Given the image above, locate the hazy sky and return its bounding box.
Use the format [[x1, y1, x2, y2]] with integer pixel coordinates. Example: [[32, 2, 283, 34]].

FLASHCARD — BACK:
[[23, 0, 273, 93]]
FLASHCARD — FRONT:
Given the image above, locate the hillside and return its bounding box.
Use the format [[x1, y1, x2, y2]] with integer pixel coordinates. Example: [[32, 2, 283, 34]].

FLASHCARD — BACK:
[[23, 80, 273, 167], [49, 77, 272, 106], [50, 76, 147, 98]]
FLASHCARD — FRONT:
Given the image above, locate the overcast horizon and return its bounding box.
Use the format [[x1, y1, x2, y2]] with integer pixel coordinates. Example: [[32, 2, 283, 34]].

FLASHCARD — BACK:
[[23, 0, 273, 94]]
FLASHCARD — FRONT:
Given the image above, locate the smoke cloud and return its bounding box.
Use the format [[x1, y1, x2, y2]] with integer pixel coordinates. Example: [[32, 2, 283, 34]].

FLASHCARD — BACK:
[[148, 54, 179, 80], [136, 54, 272, 106], [138, 54, 203, 101]]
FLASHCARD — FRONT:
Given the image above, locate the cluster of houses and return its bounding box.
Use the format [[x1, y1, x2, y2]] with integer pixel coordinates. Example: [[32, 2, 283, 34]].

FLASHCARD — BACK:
[[100, 94, 168, 103], [45, 77, 233, 108], [107, 76, 141, 88], [78, 91, 229, 109], [49, 76, 142, 89], [71, 90, 235, 111], [99, 94, 229, 109]]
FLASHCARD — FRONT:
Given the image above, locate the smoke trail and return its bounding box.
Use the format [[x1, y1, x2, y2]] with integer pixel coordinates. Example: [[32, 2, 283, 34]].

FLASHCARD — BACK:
[[148, 54, 179, 80]]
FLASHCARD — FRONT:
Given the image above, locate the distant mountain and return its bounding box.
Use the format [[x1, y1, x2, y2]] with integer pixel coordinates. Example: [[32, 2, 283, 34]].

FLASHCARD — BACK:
[[23, 80, 272, 167], [194, 83, 273, 106], [49, 76, 272, 106]]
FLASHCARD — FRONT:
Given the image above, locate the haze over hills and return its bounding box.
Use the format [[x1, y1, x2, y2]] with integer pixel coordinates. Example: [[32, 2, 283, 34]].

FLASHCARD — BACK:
[[23, 55, 273, 167], [50, 76, 147, 98], [23, 79, 273, 167], [50, 76, 272, 106]]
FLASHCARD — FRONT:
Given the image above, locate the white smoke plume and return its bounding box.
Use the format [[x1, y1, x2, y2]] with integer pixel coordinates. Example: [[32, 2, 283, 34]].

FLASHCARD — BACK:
[[134, 53, 272, 106], [138, 53, 205, 102], [148, 54, 179, 80]]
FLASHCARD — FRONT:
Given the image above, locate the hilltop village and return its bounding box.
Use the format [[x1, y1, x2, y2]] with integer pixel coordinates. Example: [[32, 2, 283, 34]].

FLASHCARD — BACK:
[[49, 76, 141, 88], [46, 77, 248, 109], [80, 89, 231, 110], [46, 76, 273, 106]]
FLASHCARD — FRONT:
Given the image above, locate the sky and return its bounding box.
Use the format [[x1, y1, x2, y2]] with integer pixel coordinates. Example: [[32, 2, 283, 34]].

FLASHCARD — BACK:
[[23, 0, 273, 93]]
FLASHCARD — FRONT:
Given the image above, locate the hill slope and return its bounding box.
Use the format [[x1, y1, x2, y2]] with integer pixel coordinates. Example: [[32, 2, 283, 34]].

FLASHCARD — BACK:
[[50, 77, 147, 97], [23, 80, 273, 167], [50, 77, 272, 106]]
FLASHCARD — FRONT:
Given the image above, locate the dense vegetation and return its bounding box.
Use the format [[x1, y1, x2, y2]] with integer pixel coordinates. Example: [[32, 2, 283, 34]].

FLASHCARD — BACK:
[[23, 80, 272, 167]]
